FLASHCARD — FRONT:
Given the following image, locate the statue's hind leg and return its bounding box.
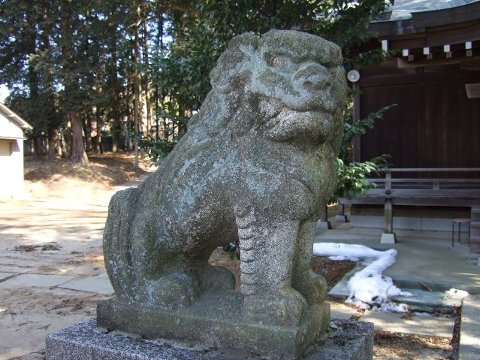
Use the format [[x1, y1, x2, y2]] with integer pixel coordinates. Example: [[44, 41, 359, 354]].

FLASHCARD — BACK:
[[103, 188, 139, 302], [126, 214, 201, 309]]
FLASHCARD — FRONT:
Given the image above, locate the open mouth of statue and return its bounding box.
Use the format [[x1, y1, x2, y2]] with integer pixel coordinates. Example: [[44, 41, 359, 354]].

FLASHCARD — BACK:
[[281, 91, 337, 114], [262, 108, 334, 145]]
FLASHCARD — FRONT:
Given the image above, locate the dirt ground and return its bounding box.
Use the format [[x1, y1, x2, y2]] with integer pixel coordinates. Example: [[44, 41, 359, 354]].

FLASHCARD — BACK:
[[1, 153, 150, 359], [0, 153, 456, 359]]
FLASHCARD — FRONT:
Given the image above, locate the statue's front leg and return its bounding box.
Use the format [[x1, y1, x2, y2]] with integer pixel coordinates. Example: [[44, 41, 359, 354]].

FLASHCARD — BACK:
[[292, 220, 328, 305], [235, 204, 307, 326]]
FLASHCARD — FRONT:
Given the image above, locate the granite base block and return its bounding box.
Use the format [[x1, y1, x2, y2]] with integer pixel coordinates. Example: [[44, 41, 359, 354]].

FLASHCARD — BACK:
[[46, 319, 373, 360], [96, 295, 329, 359]]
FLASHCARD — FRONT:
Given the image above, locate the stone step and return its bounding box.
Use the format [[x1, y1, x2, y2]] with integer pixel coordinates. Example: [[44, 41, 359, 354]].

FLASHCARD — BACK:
[[329, 276, 467, 313], [360, 309, 455, 338], [459, 295, 480, 359], [392, 288, 463, 312]]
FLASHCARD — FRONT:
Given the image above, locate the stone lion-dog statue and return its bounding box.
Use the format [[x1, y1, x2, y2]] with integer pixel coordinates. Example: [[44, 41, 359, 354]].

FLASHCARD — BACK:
[[98, 29, 347, 359]]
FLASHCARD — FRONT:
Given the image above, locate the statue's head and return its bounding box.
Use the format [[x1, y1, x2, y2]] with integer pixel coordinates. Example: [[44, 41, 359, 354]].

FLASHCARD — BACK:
[[209, 30, 347, 146]]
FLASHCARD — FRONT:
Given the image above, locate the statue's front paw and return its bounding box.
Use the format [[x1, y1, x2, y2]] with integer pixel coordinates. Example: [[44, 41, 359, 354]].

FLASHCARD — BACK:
[[196, 264, 236, 291], [243, 288, 307, 326], [295, 270, 328, 305], [143, 273, 200, 310]]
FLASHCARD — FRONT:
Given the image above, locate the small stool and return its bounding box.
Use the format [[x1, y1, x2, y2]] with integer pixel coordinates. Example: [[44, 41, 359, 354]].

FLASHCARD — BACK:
[[452, 218, 470, 247]]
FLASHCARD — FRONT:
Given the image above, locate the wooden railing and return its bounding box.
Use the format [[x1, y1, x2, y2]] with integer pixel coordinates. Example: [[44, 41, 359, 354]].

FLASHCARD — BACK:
[[341, 168, 480, 239], [347, 168, 480, 206]]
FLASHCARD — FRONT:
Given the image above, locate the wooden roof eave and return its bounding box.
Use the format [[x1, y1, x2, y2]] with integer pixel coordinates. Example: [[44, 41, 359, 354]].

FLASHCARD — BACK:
[[0, 102, 32, 130], [369, 1, 480, 39], [0, 135, 27, 140]]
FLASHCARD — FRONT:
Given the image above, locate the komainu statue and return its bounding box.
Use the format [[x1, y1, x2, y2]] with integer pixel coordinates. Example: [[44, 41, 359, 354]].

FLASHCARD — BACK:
[[98, 29, 347, 359]]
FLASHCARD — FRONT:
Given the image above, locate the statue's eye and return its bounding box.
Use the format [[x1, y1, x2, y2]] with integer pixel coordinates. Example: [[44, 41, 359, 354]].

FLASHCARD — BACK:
[[269, 55, 295, 71], [271, 57, 283, 67]]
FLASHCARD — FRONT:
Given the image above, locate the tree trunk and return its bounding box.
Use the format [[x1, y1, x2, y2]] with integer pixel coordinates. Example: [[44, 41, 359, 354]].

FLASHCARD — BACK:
[[84, 114, 92, 152], [154, 12, 164, 141], [60, 1, 87, 166], [70, 112, 89, 166], [47, 128, 62, 161], [110, 38, 121, 152], [177, 105, 188, 139], [125, 81, 131, 151], [33, 137, 44, 161], [142, 14, 151, 136], [61, 130, 70, 158], [133, 7, 141, 168], [163, 110, 169, 140], [154, 86, 160, 140], [94, 108, 103, 153]]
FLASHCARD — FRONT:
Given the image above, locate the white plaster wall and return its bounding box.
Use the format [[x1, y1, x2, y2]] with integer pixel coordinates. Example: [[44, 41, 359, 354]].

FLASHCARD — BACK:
[[0, 115, 24, 138], [0, 139, 25, 199], [0, 115, 25, 199]]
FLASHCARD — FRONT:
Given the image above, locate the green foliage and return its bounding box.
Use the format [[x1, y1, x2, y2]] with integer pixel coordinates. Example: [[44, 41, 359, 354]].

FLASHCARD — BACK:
[[139, 136, 176, 163], [334, 100, 396, 202], [339, 103, 396, 160], [344, 48, 399, 71], [223, 241, 240, 260], [312, 0, 391, 50], [332, 155, 389, 202], [344, 104, 397, 142], [150, 0, 391, 129]]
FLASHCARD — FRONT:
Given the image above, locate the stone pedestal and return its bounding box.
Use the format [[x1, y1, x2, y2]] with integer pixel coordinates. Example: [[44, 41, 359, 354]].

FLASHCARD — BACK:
[[46, 319, 374, 360], [96, 291, 330, 360], [316, 219, 332, 230], [380, 232, 396, 244]]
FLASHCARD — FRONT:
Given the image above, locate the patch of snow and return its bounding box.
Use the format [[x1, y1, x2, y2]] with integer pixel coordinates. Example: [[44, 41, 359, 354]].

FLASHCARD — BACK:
[[313, 242, 385, 259], [375, 302, 409, 313], [414, 311, 433, 318], [445, 288, 469, 299], [329, 321, 339, 330], [313, 242, 412, 312], [328, 255, 360, 262]]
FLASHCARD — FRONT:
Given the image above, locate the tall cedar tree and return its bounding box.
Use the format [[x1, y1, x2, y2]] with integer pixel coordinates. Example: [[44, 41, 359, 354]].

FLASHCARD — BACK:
[[0, 1, 390, 167]]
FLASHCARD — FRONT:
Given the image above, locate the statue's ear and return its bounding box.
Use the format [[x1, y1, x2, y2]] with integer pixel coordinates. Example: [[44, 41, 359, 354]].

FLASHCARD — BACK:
[[210, 33, 260, 89], [227, 32, 260, 52]]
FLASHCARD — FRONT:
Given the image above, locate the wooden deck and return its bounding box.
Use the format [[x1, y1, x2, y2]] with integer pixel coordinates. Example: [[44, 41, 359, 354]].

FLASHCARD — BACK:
[[342, 168, 480, 250], [348, 168, 480, 206]]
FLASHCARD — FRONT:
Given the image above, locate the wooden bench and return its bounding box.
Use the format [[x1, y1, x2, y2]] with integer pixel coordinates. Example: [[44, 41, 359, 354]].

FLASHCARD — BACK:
[[341, 168, 480, 244]]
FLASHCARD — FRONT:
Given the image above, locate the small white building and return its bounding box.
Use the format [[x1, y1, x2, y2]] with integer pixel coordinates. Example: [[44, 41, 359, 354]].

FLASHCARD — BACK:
[[0, 102, 32, 199]]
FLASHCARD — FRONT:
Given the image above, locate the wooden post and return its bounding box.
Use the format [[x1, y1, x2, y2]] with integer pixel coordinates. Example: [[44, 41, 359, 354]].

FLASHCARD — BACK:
[[335, 202, 348, 222], [352, 82, 361, 162], [381, 170, 396, 243], [316, 205, 332, 230], [384, 199, 394, 234]]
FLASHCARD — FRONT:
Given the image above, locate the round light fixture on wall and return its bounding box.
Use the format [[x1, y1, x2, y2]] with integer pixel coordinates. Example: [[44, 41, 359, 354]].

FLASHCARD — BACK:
[[347, 69, 360, 83]]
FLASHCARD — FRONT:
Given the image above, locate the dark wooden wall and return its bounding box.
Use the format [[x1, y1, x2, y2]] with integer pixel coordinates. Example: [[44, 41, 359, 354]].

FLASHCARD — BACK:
[[358, 69, 480, 168]]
